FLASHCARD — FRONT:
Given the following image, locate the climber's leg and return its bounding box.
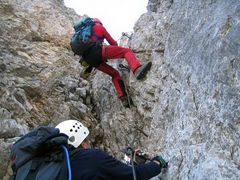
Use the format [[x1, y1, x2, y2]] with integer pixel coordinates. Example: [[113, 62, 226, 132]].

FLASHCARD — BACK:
[[102, 45, 152, 80], [96, 62, 127, 97], [102, 45, 141, 72]]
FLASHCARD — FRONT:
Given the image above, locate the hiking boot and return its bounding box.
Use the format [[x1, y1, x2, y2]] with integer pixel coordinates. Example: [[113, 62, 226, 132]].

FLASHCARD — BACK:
[[119, 95, 130, 108], [134, 62, 152, 80]]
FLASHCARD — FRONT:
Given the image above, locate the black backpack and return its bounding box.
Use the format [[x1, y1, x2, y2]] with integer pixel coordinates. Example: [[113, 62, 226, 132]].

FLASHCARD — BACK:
[[70, 17, 100, 56], [10, 126, 72, 180]]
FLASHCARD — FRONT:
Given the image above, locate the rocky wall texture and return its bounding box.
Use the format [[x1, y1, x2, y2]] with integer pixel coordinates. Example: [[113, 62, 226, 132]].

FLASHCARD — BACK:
[[0, 0, 240, 179], [0, 0, 103, 178], [92, 0, 240, 179]]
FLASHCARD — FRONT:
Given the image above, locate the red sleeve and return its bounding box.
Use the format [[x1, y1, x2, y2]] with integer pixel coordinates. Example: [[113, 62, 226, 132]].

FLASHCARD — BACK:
[[92, 24, 118, 46], [100, 26, 118, 46]]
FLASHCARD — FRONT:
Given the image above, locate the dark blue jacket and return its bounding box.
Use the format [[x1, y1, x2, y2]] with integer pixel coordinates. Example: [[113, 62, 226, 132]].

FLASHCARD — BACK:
[[71, 148, 161, 180]]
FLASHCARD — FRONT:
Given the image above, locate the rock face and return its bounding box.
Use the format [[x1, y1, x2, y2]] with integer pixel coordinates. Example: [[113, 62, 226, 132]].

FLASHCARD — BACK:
[[92, 0, 240, 179], [0, 0, 240, 179], [0, 0, 103, 178]]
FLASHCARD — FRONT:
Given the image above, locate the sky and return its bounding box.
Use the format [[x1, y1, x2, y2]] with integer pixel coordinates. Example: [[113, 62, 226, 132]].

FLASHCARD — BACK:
[[64, 0, 148, 40]]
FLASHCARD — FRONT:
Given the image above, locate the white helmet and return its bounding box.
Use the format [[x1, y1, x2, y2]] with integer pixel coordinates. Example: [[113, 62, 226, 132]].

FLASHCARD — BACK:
[[56, 120, 89, 148]]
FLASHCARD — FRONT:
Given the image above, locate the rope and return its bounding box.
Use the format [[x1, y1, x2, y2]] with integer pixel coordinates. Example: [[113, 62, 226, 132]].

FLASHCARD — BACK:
[[61, 145, 72, 180], [130, 150, 137, 180]]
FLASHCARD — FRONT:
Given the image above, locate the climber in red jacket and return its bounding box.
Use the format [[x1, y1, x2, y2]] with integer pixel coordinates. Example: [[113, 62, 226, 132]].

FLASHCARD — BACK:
[[85, 18, 152, 108]]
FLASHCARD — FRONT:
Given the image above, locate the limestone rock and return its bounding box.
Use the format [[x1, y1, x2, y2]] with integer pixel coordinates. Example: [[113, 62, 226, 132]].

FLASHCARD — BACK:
[[1, 0, 240, 179], [92, 0, 240, 179], [0, 0, 103, 178], [0, 119, 28, 138], [0, 138, 19, 179]]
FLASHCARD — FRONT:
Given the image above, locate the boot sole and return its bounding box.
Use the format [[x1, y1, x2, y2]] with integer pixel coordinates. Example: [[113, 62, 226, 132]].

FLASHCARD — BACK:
[[136, 62, 152, 80]]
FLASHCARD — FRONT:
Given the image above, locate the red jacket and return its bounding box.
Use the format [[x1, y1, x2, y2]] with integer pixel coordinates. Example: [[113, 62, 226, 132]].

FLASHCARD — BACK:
[[91, 23, 118, 46]]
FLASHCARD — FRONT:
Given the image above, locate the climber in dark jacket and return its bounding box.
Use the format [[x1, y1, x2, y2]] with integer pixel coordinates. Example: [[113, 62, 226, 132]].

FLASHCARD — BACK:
[[56, 120, 168, 180], [83, 18, 152, 108]]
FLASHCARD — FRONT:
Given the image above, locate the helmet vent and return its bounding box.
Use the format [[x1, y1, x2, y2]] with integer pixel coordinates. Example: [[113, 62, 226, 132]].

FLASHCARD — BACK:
[[69, 136, 75, 142], [70, 129, 73, 132], [75, 130, 78, 132], [84, 131, 86, 134]]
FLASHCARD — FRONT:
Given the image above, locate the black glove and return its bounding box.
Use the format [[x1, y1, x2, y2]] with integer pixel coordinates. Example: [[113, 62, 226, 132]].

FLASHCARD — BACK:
[[151, 155, 168, 168], [84, 65, 93, 74], [81, 66, 93, 79], [79, 57, 89, 67], [80, 60, 89, 67]]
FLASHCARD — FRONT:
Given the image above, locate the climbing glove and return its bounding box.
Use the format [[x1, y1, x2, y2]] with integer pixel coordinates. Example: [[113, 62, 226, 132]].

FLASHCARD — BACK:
[[84, 65, 93, 74], [81, 65, 93, 79], [79, 59, 89, 67], [151, 155, 168, 168]]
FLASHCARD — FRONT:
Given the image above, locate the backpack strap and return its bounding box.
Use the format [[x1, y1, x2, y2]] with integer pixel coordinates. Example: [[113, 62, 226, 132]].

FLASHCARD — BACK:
[[92, 33, 104, 43], [25, 159, 42, 180]]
